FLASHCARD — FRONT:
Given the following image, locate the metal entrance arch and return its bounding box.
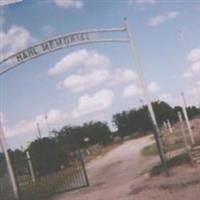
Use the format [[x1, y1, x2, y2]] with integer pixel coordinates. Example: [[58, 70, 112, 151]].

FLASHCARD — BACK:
[[0, 19, 168, 200], [0, 27, 128, 75]]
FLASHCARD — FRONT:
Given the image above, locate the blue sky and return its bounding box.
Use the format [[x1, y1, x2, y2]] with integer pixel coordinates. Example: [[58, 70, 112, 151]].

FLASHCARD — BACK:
[[0, 0, 200, 149]]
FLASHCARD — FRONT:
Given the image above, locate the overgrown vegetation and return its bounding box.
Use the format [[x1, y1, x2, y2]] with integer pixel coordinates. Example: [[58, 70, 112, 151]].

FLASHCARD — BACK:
[[150, 153, 190, 176], [142, 128, 187, 156], [142, 142, 185, 156]]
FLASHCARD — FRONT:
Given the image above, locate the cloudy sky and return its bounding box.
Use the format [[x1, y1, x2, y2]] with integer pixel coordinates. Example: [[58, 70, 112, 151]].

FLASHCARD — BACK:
[[0, 0, 200, 149]]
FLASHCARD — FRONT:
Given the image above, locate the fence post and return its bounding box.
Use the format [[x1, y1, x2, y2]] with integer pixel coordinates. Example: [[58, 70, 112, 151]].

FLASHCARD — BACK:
[[167, 119, 173, 134], [181, 92, 195, 145], [177, 112, 191, 155], [26, 151, 36, 183]]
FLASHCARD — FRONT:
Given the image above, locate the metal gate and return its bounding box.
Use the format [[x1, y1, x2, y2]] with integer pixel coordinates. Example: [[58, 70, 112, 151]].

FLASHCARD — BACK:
[[11, 146, 89, 200]]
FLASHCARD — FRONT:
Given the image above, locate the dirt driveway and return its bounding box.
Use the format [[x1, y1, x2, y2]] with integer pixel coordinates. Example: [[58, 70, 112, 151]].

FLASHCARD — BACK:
[[51, 135, 158, 200], [50, 119, 200, 200]]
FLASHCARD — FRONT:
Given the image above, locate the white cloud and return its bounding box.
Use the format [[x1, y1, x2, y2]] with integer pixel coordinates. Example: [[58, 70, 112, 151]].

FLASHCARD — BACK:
[[6, 108, 68, 138], [123, 85, 142, 98], [191, 62, 200, 73], [123, 81, 160, 98], [159, 88, 200, 107], [158, 93, 180, 106], [187, 87, 200, 101], [72, 89, 114, 118], [42, 25, 56, 37], [183, 71, 192, 79], [51, 49, 137, 93], [187, 48, 200, 63], [185, 80, 200, 94], [36, 109, 68, 125], [148, 81, 160, 93], [0, 0, 22, 6], [5, 89, 114, 138], [130, 0, 156, 5], [112, 68, 138, 84], [148, 11, 179, 27], [48, 49, 111, 76], [0, 112, 6, 124], [6, 119, 36, 138], [58, 69, 110, 92], [183, 61, 200, 78], [183, 48, 200, 79], [58, 67, 137, 93], [0, 25, 34, 61], [54, 0, 83, 9]]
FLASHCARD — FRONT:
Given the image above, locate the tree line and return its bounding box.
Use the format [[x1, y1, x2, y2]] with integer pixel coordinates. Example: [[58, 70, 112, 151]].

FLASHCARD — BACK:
[[1, 101, 199, 177], [113, 101, 200, 137]]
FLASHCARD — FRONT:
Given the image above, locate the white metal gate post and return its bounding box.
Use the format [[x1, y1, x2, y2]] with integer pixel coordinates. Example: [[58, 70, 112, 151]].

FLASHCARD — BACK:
[[124, 18, 169, 175], [0, 122, 20, 200], [167, 119, 173, 134], [181, 91, 195, 145], [26, 151, 36, 183], [177, 111, 191, 153]]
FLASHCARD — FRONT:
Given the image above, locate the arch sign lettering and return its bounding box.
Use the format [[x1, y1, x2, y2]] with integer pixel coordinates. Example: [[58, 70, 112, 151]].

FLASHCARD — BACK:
[[0, 26, 129, 75]]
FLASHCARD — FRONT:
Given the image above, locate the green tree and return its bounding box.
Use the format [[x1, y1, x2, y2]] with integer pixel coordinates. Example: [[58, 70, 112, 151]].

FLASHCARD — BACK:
[[28, 138, 68, 176], [112, 111, 131, 137], [54, 121, 112, 149], [112, 101, 187, 137], [0, 153, 5, 177], [8, 149, 27, 176], [186, 106, 200, 118], [152, 101, 175, 125]]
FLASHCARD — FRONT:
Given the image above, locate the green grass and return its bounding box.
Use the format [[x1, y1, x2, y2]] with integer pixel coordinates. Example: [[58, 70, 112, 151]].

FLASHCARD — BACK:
[[141, 142, 185, 156], [142, 127, 189, 156], [150, 153, 190, 176]]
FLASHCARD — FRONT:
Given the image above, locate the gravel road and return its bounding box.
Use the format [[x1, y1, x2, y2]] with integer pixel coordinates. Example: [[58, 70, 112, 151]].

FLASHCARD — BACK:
[[51, 119, 200, 200], [51, 135, 158, 200]]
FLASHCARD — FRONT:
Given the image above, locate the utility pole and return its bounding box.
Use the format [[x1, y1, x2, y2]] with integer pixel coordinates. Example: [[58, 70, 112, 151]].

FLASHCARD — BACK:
[[139, 99, 145, 107], [0, 122, 19, 200], [44, 114, 51, 135], [36, 123, 42, 138], [181, 91, 195, 145], [124, 18, 169, 175]]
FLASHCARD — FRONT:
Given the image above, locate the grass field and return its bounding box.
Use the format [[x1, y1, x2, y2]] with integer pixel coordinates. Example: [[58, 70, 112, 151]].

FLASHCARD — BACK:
[[141, 126, 190, 156], [150, 153, 190, 176]]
